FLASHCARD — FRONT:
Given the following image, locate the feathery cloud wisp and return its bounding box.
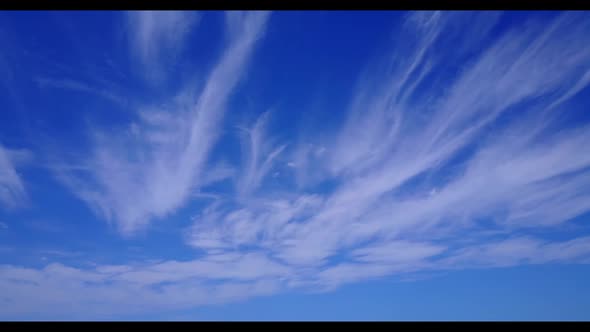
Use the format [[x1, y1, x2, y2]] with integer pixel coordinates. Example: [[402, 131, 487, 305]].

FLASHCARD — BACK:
[[5, 11, 590, 318], [127, 10, 200, 83], [0, 144, 29, 209], [58, 11, 271, 234], [186, 11, 590, 273]]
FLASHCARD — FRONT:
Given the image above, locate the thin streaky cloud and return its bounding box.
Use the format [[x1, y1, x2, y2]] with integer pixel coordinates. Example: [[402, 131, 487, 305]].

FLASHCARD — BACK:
[[126, 10, 200, 83], [57, 11, 271, 234], [0, 144, 28, 209], [1, 234, 589, 318], [237, 111, 287, 197], [2, 11, 590, 319], [187, 12, 590, 270], [34, 77, 128, 108]]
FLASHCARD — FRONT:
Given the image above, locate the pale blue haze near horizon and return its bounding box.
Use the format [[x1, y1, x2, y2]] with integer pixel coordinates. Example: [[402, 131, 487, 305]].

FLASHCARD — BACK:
[[1, 10, 590, 320]]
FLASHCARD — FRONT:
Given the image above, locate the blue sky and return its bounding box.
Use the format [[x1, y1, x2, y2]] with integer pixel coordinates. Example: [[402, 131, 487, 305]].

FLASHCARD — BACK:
[[1, 10, 590, 320]]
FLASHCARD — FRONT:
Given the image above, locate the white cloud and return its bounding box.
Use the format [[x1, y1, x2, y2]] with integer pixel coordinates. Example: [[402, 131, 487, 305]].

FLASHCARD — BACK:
[[1, 234, 589, 318], [57, 11, 271, 234], [34, 77, 128, 107], [0, 253, 287, 319], [237, 111, 287, 197], [126, 10, 200, 83], [184, 11, 590, 278], [200, 161, 236, 188], [7, 11, 590, 318], [351, 241, 446, 264], [0, 144, 29, 209], [440, 236, 590, 269], [187, 194, 323, 253]]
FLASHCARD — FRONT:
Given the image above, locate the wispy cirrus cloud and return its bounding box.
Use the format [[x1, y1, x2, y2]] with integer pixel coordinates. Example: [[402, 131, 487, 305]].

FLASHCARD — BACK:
[[1, 234, 589, 318], [57, 11, 271, 234], [237, 111, 287, 197], [0, 252, 286, 319], [0, 144, 30, 209], [185, 11, 590, 278], [34, 76, 128, 108], [126, 10, 200, 83], [4, 11, 590, 318]]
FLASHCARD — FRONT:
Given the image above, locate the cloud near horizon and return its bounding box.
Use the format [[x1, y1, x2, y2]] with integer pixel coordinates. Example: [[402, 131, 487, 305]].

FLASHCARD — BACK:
[[1, 11, 590, 318]]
